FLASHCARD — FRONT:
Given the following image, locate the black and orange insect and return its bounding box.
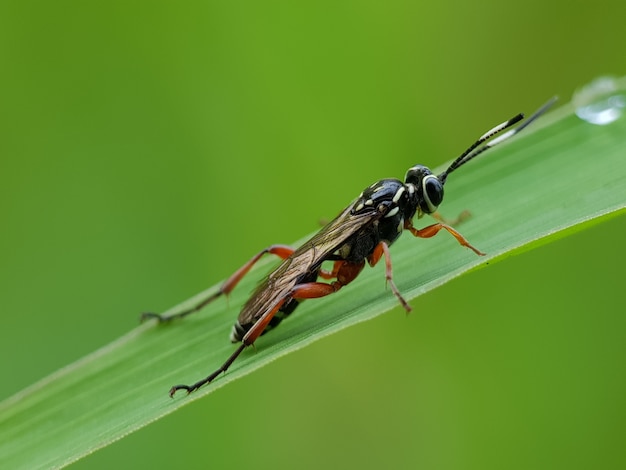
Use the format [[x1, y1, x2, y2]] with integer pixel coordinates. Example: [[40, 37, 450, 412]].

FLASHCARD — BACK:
[[142, 99, 554, 397]]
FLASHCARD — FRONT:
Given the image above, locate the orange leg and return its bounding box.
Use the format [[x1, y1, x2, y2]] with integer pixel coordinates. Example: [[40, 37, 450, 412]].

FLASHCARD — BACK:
[[169, 262, 367, 397], [291, 260, 365, 297], [405, 220, 485, 256], [169, 296, 290, 397], [241, 260, 365, 348], [319, 259, 343, 280], [141, 244, 294, 323], [368, 241, 412, 312]]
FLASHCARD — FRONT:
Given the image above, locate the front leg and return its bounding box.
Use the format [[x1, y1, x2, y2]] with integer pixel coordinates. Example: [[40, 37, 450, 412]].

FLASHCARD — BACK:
[[405, 219, 485, 256]]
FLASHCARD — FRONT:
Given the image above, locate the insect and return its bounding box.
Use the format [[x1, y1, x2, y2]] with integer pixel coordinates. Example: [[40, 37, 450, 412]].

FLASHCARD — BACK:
[[143, 98, 555, 398]]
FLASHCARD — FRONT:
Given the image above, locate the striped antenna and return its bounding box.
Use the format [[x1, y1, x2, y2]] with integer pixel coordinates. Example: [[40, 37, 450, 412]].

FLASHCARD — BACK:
[[438, 97, 557, 184]]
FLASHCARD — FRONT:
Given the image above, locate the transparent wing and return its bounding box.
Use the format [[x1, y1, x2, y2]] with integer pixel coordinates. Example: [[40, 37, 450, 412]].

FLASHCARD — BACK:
[[236, 203, 382, 326]]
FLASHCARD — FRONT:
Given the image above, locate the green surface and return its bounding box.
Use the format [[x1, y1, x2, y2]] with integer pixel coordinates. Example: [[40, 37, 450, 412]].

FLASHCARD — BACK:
[[1, 1, 625, 469], [2, 95, 626, 470]]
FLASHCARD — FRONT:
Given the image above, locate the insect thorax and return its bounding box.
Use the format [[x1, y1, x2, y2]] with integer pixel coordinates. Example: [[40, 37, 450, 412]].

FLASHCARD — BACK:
[[349, 178, 418, 251]]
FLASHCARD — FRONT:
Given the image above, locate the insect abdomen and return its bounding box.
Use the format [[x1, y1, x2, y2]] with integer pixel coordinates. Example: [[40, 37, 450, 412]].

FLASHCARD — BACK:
[[229, 298, 301, 342]]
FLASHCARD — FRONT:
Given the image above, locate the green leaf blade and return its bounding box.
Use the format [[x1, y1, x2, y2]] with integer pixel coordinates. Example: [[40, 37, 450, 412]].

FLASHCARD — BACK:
[[1, 101, 625, 470]]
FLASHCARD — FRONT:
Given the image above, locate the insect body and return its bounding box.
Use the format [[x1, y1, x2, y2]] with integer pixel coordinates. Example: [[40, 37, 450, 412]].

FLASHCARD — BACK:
[[143, 99, 555, 397]]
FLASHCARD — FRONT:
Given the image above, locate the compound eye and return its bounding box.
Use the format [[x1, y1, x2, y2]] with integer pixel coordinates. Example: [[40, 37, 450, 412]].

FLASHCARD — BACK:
[[421, 175, 443, 213]]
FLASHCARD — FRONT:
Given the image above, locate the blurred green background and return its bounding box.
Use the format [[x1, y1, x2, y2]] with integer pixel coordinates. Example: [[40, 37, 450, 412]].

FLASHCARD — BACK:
[[1, 1, 625, 469]]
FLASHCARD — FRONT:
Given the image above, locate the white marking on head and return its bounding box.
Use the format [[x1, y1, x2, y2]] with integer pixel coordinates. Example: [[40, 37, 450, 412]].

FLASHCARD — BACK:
[[421, 174, 441, 213]]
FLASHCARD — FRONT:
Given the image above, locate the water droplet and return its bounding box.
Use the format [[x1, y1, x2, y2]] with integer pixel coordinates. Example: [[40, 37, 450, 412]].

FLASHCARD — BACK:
[[573, 76, 626, 125]]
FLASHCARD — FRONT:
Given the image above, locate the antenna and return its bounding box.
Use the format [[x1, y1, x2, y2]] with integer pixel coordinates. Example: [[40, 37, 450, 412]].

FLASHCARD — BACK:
[[439, 97, 557, 184]]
